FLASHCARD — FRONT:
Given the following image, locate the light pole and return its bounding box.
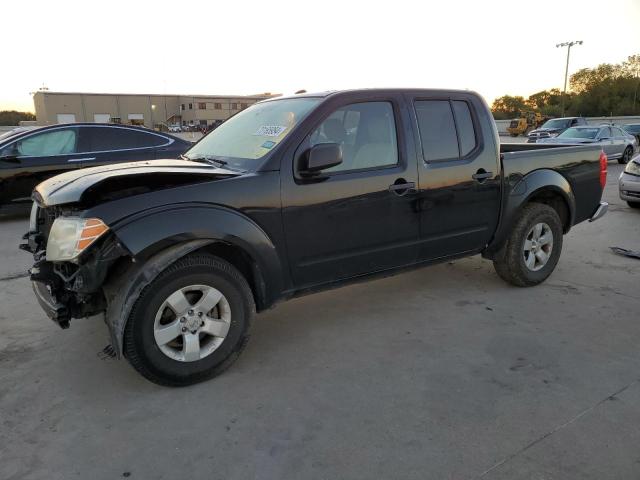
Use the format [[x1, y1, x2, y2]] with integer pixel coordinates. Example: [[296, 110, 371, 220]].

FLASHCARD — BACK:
[[633, 64, 639, 113], [556, 41, 583, 116]]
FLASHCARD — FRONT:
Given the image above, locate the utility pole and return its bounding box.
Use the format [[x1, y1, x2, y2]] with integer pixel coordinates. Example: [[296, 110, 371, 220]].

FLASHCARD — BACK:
[[633, 65, 639, 113], [556, 40, 583, 116]]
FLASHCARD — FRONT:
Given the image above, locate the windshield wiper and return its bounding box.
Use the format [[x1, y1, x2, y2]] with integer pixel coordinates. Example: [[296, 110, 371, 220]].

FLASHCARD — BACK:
[[183, 154, 228, 167]]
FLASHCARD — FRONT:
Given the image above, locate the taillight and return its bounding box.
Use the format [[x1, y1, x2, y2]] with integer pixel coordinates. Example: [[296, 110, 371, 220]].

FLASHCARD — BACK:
[[599, 151, 607, 189]]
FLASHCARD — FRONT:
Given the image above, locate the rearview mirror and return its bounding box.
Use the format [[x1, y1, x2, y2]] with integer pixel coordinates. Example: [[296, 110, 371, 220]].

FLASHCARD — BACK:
[[301, 143, 342, 175]]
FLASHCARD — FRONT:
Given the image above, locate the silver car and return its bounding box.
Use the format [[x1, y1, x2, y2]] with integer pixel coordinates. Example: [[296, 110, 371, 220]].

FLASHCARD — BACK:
[[538, 125, 637, 164], [619, 158, 640, 209]]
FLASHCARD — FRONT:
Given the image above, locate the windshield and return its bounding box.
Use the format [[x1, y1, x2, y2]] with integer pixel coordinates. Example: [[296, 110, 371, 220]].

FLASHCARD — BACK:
[[185, 97, 321, 169], [542, 119, 570, 129], [558, 127, 599, 139]]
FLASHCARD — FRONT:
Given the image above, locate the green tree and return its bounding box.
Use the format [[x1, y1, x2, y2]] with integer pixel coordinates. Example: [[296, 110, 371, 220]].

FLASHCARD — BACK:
[[0, 110, 36, 126], [491, 95, 527, 120], [567, 57, 640, 116]]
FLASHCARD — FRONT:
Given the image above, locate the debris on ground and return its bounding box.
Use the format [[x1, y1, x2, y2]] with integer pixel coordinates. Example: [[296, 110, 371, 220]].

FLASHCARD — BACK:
[[97, 344, 117, 360], [610, 247, 640, 260]]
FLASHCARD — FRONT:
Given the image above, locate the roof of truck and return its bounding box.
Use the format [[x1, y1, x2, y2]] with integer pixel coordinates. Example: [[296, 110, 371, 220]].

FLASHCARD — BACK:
[[263, 88, 480, 102]]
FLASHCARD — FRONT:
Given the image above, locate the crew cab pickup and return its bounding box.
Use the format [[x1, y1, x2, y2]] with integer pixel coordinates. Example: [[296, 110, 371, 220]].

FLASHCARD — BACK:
[[22, 89, 608, 386]]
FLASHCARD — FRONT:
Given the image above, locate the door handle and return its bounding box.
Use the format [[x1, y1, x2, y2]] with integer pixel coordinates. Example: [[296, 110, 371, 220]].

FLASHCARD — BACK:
[[388, 180, 416, 196], [472, 170, 493, 182], [68, 157, 96, 163]]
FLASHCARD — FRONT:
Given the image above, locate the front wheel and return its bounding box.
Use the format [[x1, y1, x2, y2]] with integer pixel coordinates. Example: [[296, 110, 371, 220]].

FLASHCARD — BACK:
[[628, 201, 640, 209], [619, 146, 633, 164], [123, 253, 255, 386], [493, 203, 563, 287]]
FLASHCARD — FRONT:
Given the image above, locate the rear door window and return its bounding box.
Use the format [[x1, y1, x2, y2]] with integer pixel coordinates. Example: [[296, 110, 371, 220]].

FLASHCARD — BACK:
[[87, 127, 168, 151], [452, 101, 477, 156], [414, 100, 477, 162]]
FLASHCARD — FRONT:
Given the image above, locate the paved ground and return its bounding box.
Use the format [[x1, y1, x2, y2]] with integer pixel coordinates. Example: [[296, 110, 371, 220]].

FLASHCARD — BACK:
[[1, 159, 639, 480]]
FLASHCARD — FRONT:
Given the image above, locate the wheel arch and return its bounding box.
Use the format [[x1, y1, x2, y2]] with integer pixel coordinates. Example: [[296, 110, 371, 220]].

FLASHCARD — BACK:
[[102, 206, 287, 357], [484, 169, 575, 258], [112, 205, 286, 304]]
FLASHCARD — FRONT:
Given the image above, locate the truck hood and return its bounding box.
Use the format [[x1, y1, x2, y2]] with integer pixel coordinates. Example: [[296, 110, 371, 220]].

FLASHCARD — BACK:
[[34, 159, 240, 207]]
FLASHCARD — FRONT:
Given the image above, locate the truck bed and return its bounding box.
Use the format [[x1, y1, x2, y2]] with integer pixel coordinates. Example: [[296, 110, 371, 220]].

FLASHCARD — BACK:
[[499, 142, 604, 225]]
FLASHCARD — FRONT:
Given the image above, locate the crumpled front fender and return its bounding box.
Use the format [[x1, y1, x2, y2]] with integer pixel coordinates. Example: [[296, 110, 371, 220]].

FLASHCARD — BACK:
[[102, 239, 213, 358]]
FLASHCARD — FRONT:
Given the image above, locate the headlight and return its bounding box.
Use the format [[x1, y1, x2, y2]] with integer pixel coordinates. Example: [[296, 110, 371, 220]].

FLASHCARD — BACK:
[[549, 132, 560, 138], [625, 161, 640, 176], [46, 217, 109, 262]]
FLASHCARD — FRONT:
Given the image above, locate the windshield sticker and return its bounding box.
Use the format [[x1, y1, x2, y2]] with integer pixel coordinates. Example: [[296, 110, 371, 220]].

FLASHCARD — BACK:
[[261, 140, 276, 149], [254, 125, 287, 137]]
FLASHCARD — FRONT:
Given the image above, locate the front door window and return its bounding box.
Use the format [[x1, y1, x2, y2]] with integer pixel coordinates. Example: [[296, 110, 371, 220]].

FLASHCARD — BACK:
[[2, 129, 77, 157]]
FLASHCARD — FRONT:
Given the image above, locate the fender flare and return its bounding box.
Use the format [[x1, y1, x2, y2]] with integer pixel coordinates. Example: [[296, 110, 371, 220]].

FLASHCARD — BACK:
[[103, 240, 212, 358], [485, 169, 575, 256]]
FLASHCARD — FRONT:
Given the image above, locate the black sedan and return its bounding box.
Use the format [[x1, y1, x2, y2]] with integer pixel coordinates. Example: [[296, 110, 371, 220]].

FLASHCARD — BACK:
[[0, 123, 191, 207]]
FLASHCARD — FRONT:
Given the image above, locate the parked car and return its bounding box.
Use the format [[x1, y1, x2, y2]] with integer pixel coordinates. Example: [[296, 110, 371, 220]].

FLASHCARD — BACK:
[[23, 89, 608, 386], [538, 125, 637, 163], [168, 124, 182, 133], [622, 123, 640, 143], [0, 123, 191, 207], [619, 156, 640, 208], [527, 117, 587, 143]]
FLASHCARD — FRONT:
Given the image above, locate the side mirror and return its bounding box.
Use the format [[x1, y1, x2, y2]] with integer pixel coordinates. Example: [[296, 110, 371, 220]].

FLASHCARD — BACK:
[[301, 143, 342, 175]]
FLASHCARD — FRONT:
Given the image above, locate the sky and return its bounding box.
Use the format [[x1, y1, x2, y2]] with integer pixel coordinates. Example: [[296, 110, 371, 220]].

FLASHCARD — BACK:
[[2, 0, 639, 112]]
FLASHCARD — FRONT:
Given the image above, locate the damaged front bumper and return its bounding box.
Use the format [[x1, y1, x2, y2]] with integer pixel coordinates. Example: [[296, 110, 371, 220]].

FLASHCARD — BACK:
[[31, 278, 71, 328], [21, 215, 125, 331]]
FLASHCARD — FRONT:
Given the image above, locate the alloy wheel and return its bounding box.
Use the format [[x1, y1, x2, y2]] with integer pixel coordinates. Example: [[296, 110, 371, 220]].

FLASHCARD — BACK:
[[523, 222, 553, 272], [153, 284, 231, 362]]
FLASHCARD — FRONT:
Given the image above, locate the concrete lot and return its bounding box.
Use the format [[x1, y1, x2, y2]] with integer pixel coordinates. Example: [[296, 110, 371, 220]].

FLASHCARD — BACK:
[[1, 158, 639, 480]]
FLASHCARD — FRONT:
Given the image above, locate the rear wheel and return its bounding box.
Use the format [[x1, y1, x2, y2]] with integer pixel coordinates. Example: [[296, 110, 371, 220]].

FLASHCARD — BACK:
[[493, 203, 563, 287], [123, 253, 254, 386], [619, 146, 633, 164], [628, 201, 640, 209]]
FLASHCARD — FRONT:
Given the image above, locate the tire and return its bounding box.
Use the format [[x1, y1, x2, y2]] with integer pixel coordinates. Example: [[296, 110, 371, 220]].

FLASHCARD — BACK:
[[493, 203, 563, 287], [619, 146, 633, 164], [628, 201, 640, 209], [123, 254, 255, 386]]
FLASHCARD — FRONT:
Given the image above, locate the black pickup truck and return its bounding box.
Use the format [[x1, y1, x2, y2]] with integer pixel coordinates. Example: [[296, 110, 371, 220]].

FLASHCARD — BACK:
[[22, 89, 608, 386]]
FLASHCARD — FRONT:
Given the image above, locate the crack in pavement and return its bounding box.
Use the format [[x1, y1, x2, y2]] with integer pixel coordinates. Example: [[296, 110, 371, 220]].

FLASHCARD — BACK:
[[0, 272, 29, 282], [550, 278, 640, 303], [475, 379, 640, 479]]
